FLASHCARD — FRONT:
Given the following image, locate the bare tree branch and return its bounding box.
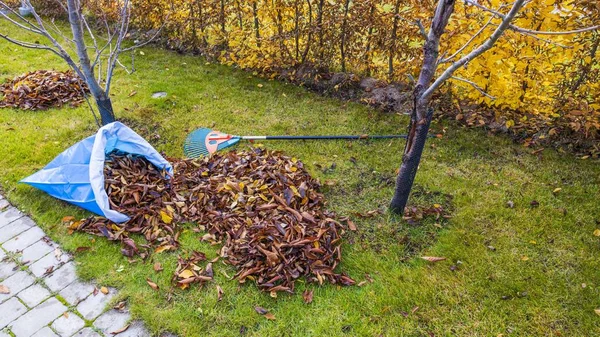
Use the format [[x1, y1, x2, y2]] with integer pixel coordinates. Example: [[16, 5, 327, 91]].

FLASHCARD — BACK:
[[415, 19, 427, 39], [451, 76, 496, 99], [501, 24, 572, 49], [0, 4, 43, 34], [0, 33, 62, 56], [466, 0, 600, 36], [422, 0, 526, 100], [121, 22, 166, 52], [441, 15, 494, 63]]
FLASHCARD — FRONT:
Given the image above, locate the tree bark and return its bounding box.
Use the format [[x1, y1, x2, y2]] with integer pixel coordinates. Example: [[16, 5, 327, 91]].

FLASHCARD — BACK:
[[389, 0, 456, 214], [340, 0, 350, 72], [66, 0, 115, 125], [252, 2, 261, 47], [95, 95, 116, 126]]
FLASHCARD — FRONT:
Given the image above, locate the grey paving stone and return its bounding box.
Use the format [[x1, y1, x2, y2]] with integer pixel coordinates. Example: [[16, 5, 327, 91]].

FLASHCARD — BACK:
[[94, 309, 131, 335], [117, 320, 151, 337], [0, 216, 34, 244], [2, 226, 46, 253], [59, 281, 94, 305], [51, 312, 85, 337], [76, 289, 116, 320], [72, 327, 103, 337], [29, 249, 70, 277], [10, 297, 67, 337], [44, 261, 78, 292], [30, 326, 59, 337], [19, 239, 55, 264], [0, 297, 27, 329], [0, 207, 22, 229], [0, 260, 18, 280], [17, 283, 51, 308], [0, 270, 35, 303]]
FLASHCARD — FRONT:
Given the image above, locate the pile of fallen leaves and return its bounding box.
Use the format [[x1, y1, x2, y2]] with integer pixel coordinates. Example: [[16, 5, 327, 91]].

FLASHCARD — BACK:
[[70, 149, 355, 294], [0, 70, 89, 110]]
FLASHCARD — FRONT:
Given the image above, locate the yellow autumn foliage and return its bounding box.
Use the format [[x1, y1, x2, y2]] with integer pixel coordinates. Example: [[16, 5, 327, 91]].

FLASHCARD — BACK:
[[91, 0, 599, 141]]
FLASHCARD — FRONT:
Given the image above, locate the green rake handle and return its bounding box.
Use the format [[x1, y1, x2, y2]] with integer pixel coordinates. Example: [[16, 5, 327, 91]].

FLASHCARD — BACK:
[[229, 134, 414, 140]]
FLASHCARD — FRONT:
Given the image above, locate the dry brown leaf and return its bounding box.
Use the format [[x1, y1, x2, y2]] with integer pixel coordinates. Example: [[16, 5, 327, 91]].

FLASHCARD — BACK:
[[254, 306, 268, 315], [62, 216, 75, 223], [347, 220, 357, 231], [153, 262, 163, 272], [111, 323, 130, 334], [146, 278, 159, 291], [216, 285, 224, 301], [264, 313, 276, 320], [420, 256, 446, 263], [302, 289, 313, 304], [0, 285, 9, 294], [100, 286, 109, 295]]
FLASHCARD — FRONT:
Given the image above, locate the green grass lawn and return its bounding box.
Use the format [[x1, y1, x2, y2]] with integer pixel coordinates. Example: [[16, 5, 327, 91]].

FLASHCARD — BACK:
[[1, 19, 600, 337]]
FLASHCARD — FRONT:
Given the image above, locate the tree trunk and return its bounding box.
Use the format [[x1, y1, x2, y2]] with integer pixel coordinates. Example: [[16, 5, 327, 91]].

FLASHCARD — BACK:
[[66, 0, 115, 126], [389, 106, 432, 213], [340, 0, 350, 72], [95, 95, 116, 125], [389, 0, 456, 214], [252, 2, 261, 47]]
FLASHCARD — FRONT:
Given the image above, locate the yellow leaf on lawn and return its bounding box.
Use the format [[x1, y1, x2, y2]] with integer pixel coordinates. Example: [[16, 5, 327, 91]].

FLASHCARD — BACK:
[[160, 210, 173, 224], [154, 245, 174, 253], [521, 256, 529, 261], [100, 286, 109, 295], [595, 309, 600, 316], [553, 188, 562, 194], [178, 269, 195, 279], [593, 229, 600, 237]]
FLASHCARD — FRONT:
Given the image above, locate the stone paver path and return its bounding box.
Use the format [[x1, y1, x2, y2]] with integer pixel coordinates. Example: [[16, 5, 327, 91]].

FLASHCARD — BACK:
[[0, 196, 152, 337]]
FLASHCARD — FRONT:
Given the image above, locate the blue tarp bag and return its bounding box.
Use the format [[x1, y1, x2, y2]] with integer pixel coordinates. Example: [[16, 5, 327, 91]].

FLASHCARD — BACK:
[[21, 122, 173, 223]]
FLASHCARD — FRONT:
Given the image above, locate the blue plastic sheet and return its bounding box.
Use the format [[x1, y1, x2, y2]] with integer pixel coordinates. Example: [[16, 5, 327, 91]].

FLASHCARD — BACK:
[[21, 122, 172, 223]]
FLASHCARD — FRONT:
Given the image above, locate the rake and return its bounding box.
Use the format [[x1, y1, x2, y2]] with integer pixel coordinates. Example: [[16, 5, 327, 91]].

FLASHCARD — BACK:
[[183, 128, 416, 158]]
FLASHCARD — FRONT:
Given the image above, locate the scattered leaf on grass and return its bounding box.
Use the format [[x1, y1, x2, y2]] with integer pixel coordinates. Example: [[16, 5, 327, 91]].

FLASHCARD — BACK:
[[530, 200, 540, 208], [347, 220, 357, 231], [302, 290, 313, 304], [254, 306, 268, 315], [75, 247, 91, 253], [216, 285, 224, 301], [153, 262, 163, 272], [593, 229, 600, 237], [146, 278, 159, 291], [553, 188, 562, 194], [62, 216, 75, 223], [595, 309, 600, 316], [264, 313, 276, 320], [420, 256, 446, 263], [0, 285, 9, 294]]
